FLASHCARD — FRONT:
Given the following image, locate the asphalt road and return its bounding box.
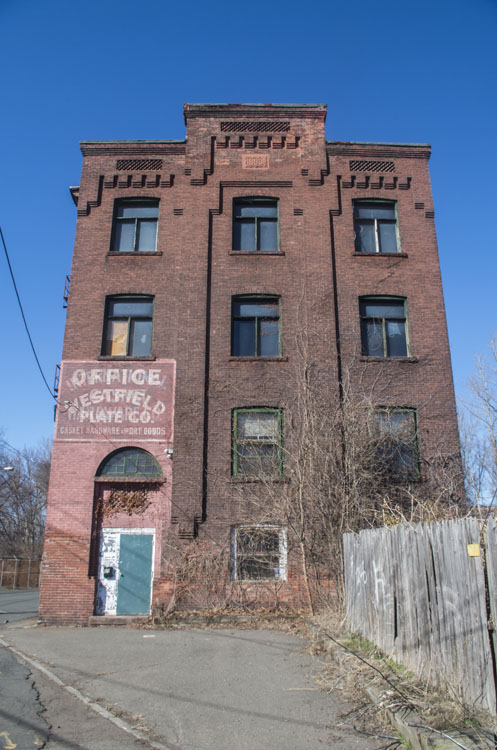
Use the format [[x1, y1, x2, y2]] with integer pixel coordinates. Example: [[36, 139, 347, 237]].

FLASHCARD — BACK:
[[0, 588, 48, 748], [0, 590, 384, 749], [0, 588, 40, 623]]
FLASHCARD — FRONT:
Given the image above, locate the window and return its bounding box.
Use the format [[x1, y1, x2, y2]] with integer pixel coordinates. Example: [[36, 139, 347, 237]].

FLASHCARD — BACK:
[[97, 448, 162, 477], [232, 526, 287, 581], [232, 408, 284, 478], [111, 200, 159, 252], [354, 201, 398, 253], [231, 296, 280, 356], [103, 296, 153, 357], [360, 297, 408, 357], [233, 198, 279, 252], [375, 409, 419, 478]]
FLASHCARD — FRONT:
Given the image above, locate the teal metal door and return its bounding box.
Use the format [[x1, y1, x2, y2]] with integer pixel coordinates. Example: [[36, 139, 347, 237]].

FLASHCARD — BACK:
[[116, 534, 153, 615]]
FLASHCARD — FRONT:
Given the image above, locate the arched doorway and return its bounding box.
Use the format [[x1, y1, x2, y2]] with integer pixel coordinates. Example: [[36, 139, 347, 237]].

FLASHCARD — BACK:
[[94, 448, 163, 616]]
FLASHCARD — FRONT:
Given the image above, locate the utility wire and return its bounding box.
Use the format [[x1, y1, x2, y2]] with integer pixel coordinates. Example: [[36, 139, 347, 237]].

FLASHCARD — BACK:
[[1, 225, 55, 400]]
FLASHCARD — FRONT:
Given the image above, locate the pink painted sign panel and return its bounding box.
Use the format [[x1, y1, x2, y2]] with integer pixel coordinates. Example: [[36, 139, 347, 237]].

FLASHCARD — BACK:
[[55, 360, 175, 442]]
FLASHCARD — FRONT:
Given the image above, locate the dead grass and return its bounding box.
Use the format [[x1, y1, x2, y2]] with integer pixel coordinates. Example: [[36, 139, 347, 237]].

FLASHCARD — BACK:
[[309, 612, 497, 747]]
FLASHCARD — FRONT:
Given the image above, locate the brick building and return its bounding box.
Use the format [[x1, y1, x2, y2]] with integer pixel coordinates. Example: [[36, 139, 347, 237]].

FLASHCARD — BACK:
[[39, 103, 460, 624]]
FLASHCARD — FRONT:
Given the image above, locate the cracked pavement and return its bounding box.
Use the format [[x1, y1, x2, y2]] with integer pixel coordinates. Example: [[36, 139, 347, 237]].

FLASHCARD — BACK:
[[0, 590, 384, 749]]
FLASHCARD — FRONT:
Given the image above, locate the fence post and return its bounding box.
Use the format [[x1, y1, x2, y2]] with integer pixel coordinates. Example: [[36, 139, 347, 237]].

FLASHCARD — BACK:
[[12, 559, 17, 590], [0, 559, 3, 588]]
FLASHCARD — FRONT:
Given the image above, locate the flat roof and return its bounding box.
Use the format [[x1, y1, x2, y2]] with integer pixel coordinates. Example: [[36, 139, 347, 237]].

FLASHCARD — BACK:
[[80, 140, 186, 145], [328, 140, 430, 147], [185, 102, 327, 107]]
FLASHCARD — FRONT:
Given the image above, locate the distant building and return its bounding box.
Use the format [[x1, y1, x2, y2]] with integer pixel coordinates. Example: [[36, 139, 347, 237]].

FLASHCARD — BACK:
[[39, 104, 460, 624]]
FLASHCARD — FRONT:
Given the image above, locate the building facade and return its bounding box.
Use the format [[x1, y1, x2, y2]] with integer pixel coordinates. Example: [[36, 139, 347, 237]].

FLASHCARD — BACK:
[[39, 104, 460, 624]]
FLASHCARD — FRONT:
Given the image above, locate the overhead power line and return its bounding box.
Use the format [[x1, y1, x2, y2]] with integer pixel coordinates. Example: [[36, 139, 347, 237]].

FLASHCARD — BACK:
[[0, 225, 55, 400]]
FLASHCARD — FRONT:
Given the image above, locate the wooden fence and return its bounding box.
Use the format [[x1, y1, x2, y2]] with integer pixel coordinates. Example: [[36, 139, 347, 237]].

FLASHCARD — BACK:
[[344, 518, 497, 715], [0, 558, 41, 589]]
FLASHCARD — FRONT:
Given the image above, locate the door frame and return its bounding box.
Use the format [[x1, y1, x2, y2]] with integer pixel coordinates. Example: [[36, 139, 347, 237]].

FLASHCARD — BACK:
[[95, 528, 155, 616]]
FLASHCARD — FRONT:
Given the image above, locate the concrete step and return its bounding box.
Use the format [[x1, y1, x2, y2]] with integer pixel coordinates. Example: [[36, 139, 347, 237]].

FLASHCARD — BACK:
[[88, 615, 150, 626]]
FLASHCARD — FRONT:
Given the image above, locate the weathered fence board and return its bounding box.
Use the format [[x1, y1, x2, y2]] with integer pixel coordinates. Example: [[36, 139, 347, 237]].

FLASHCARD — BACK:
[[344, 518, 497, 715]]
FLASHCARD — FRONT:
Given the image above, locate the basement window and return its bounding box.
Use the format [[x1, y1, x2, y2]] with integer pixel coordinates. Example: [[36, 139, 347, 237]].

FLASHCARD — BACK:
[[102, 296, 153, 357], [232, 408, 284, 478], [233, 198, 279, 252], [354, 201, 399, 254], [232, 526, 287, 580], [111, 199, 159, 252], [231, 296, 281, 356]]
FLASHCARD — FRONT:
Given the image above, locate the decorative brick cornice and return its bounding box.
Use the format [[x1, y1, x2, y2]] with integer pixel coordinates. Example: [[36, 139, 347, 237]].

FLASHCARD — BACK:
[[215, 135, 299, 150], [209, 180, 293, 217], [102, 173, 174, 189], [220, 180, 293, 188], [327, 142, 430, 160], [76, 172, 174, 216], [184, 103, 327, 122], [81, 141, 186, 156], [341, 175, 411, 190], [77, 176, 103, 217], [171, 516, 198, 538]]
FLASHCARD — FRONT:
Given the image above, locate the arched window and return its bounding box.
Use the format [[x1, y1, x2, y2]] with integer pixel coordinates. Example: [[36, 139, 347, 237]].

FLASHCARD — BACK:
[[96, 448, 162, 478]]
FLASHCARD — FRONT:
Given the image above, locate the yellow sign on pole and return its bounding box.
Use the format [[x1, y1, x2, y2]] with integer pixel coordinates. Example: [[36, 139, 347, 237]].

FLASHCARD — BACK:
[[467, 544, 481, 557]]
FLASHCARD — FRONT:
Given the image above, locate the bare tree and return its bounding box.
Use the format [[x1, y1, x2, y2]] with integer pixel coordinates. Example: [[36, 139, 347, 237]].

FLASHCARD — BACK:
[[0, 438, 51, 558], [461, 335, 497, 506], [228, 337, 465, 614], [159, 313, 465, 616]]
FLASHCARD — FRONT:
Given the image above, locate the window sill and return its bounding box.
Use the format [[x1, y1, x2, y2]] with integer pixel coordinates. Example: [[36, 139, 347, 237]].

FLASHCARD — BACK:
[[97, 355, 157, 361], [94, 476, 165, 484], [229, 250, 285, 257], [352, 252, 408, 258], [230, 476, 288, 484], [360, 356, 418, 363], [229, 356, 288, 362], [233, 577, 287, 584], [107, 251, 163, 257]]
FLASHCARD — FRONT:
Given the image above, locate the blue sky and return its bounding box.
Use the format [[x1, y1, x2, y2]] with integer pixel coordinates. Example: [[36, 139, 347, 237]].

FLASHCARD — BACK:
[[1, 0, 496, 451]]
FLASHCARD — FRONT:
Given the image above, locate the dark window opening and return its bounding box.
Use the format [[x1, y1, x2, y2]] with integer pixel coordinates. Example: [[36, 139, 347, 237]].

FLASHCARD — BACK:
[[233, 198, 279, 252], [354, 201, 398, 254], [232, 296, 280, 356], [360, 297, 408, 357], [112, 200, 159, 253]]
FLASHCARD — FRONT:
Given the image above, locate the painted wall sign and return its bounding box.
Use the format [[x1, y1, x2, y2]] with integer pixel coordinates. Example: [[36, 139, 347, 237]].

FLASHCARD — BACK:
[[55, 360, 175, 442]]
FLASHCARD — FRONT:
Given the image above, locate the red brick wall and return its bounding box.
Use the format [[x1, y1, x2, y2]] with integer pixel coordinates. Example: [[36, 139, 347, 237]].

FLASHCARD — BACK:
[[40, 104, 461, 622]]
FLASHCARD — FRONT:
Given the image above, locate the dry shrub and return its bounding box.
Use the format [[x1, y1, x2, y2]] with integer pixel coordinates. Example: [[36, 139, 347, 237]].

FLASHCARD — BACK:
[[101, 487, 151, 517]]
